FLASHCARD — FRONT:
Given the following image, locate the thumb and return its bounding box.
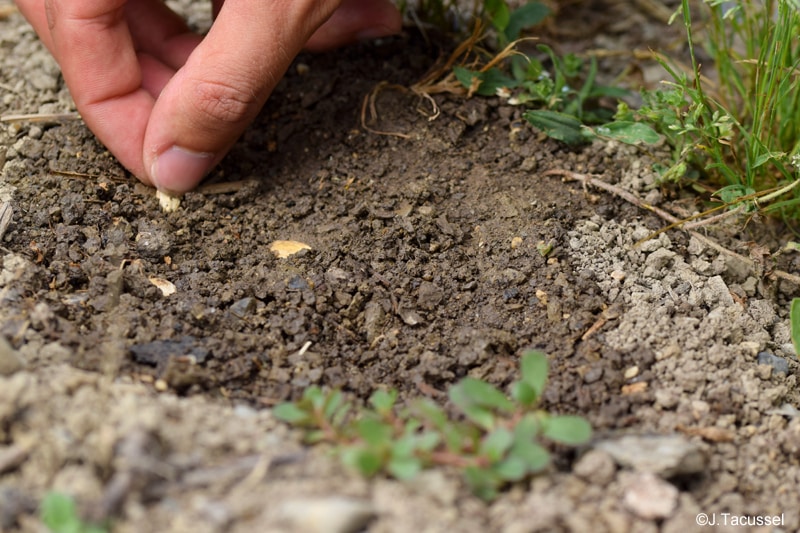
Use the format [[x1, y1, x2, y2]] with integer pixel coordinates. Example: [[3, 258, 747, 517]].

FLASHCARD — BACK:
[[144, 0, 340, 193]]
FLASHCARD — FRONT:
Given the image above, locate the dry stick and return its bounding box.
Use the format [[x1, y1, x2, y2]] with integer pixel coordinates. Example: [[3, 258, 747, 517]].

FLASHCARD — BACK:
[[544, 169, 800, 287], [0, 201, 12, 241], [1, 112, 81, 123]]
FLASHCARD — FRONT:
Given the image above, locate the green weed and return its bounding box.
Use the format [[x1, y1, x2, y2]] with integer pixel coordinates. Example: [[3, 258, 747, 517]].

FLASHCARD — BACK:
[[630, 0, 800, 215], [275, 350, 592, 500], [40, 492, 108, 533]]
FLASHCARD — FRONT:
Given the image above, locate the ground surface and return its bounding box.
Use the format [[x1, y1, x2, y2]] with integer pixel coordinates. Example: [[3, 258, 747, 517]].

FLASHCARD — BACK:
[[2, 1, 800, 532]]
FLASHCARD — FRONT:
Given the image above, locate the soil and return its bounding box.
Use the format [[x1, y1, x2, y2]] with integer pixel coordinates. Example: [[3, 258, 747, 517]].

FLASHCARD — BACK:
[[2, 1, 800, 532]]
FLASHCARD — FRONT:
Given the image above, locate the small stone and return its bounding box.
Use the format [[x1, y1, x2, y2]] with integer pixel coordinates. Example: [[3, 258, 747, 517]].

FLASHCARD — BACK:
[[621, 472, 679, 520], [136, 221, 173, 259], [595, 434, 705, 477], [0, 337, 24, 376], [573, 449, 616, 486], [757, 351, 790, 375], [230, 297, 256, 317], [644, 248, 676, 270], [703, 275, 735, 306], [278, 497, 375, 533]]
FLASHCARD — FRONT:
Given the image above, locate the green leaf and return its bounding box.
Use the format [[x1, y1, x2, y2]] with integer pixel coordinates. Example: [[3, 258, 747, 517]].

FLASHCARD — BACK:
[[388, 455, 422, 480], [454, 66, 516, 96], [505, 2, 550, 41], [462, 405, 497, 431], [523, 110, 588, 145], [450, 377, 515, 413], [484, 0, 511, 32], [356, 417, 393, 447], [519, 351, 548, 398], [463, 466, 502, 501], [273, 402, 310, 424], [510, 381, 537, 408], [40, 492, 107, 533], [369, 389, 397, 416], [493, 455, 528, 481], [593, 121, 661, 145], [412, 398, 449, 429], [790, 298, 800, 356], [322, 390, 344, 420], [509, 440, 550, 473], [341, 447, 383, 477], [303, 386, 326, 412], [480, 428, 514, 462], [542, 415, 592, 445], [415, 431, 441, 452], [41, 492, 81, 533]]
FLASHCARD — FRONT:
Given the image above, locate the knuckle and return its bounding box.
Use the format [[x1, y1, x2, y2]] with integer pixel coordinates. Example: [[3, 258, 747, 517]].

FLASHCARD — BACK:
[[189, 78, 257, 126]]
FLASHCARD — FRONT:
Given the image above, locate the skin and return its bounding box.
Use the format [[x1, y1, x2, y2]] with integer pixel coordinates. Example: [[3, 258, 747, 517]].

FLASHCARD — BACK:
[[13, 0, 402, 193]]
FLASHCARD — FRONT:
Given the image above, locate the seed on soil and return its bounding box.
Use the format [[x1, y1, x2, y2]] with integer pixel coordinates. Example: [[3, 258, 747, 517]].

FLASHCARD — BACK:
[[623, 366, 640, 380], [277, 497, 375, 533], [148, 277, 176, 297], [270, 240, 312, 258], [621, 382, 647, 394], [156, 190, 181, 212], [511, 236, 523, 249]]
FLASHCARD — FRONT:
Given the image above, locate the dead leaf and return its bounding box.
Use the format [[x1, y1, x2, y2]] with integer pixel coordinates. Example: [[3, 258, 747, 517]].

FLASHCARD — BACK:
[[270, 240, 312, 259]]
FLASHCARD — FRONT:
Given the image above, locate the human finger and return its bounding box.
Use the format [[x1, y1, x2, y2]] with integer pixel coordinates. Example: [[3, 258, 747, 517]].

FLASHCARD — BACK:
[[143, 0, 343, 193], [304, 0, 402, 52]]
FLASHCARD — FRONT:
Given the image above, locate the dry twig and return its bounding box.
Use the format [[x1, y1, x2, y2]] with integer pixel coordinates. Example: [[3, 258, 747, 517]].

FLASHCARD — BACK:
[[0, 112, 81, 123], [0, 201, 12, 241]]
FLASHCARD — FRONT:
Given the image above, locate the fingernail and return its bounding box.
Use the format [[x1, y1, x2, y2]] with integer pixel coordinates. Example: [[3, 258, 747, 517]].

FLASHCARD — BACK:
[[151, 146, 215, 193]]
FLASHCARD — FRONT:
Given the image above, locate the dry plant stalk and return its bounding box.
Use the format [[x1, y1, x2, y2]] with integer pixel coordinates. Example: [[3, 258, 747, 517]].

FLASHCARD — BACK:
[[361, 21, 534, 137], [0, 201, 12, 241]]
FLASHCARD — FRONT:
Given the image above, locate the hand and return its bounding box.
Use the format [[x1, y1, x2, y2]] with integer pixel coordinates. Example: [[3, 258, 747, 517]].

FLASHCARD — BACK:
[[14, 0, 402, 193]]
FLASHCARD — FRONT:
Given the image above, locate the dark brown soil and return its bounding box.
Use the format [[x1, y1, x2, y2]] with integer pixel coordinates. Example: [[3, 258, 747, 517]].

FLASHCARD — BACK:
[[2, 2, 799, 532]]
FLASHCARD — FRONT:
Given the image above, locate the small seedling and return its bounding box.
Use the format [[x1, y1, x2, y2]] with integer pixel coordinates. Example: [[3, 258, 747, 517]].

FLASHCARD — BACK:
[[40, 492, 108, 533], [275, 350, 592, 500]]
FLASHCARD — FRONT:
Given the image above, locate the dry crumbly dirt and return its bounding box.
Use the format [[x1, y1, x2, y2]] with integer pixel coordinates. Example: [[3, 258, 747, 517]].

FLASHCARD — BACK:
[[2, 1, 800, 532]]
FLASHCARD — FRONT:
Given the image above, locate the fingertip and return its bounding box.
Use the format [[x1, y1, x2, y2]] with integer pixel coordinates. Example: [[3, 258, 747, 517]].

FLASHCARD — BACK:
[[150, 145, 216, 194]]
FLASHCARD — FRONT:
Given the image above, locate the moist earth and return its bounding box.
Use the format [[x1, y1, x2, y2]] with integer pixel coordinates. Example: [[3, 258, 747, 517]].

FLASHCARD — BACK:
[[1, 1, 800, 532]]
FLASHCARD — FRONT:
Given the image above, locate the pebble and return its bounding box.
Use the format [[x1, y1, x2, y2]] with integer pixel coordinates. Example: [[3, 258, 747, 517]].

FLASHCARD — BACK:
[[621, 472, 679, 520], [135, 220, 173, 259], [0, 337, 23, 376], [230, 297, 256, 318], [644, 248, 675, 270], [703, 275, 735, 306], [595, 434, 705, 477], [277, 497, 375, 533], [757, 351, 789, 375], [573, 449, 616, 486]]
